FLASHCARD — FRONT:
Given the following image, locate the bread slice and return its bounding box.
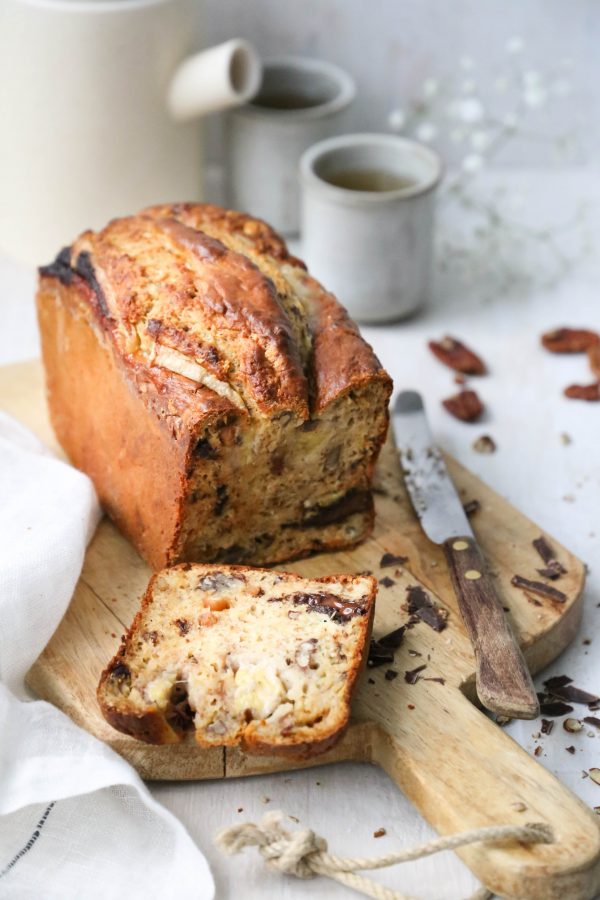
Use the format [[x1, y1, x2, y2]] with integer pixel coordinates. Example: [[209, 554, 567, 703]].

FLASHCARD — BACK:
[[98, 564, 376, 757]]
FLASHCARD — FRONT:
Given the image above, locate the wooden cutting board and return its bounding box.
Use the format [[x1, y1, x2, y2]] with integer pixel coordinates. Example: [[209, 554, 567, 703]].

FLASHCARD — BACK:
[[2, 359, 599, 900]]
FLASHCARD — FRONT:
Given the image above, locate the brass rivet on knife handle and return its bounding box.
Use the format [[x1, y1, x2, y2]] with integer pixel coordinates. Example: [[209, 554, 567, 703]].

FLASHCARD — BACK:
[[443, 535, 540, 720]]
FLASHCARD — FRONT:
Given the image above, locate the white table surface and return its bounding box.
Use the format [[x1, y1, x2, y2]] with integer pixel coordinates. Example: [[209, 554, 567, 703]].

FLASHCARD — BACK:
[[1, 168, 598, 899]]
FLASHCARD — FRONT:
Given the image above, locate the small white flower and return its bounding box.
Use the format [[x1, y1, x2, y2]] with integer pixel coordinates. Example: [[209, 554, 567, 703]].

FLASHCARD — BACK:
[[462, 153, 483, 173], [450, 128, 466, 144], [416, 121, 438, 142], [452, 97, 485, 123], [506, 36, 524, 54], [470, 130, 491, 151], [459, 55, 475, 71], [494, 76, 509, 94], [422, 78, 439, 99], [461, 78, 477, 94], [388, 108, 406, 132], [502, 112, 519, 129], [523, 85, 547, 109]]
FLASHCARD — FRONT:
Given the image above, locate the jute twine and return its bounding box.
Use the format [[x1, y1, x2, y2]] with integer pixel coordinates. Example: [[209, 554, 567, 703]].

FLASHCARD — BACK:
[[216, 811, 553, 900]]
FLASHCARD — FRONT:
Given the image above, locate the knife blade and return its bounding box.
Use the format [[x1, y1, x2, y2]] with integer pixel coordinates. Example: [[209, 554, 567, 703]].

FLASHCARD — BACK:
[[392, 390, 539, 720]]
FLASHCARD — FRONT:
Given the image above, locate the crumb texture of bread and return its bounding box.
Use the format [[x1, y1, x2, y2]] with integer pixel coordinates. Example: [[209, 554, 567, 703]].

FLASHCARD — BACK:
[[37, 203, 392, 569], [97, 565, 376, 757]]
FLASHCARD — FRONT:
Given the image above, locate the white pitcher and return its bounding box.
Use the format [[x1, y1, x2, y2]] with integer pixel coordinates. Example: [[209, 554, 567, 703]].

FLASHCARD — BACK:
[[0, 0, 261, 264]]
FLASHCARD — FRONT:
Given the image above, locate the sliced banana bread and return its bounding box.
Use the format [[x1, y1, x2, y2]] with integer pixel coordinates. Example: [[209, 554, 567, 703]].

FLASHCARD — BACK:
[[98, 564, 376, 757]]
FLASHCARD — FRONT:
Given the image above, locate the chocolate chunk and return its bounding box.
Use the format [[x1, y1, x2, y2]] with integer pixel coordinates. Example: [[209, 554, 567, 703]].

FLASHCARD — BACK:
[[405, 585, 448, 632], [378, 626, 405, 649], [289, 591, 367, 623], [511, 575, 567, 603], [538, 700, 574, 717], [299, 490, 371, 527], [543, 674, 572, 690], [193, 438, 219, 459], [406, 585, 431, 613], [540, 718, 554, 734], [39, 246, 74, 285], [379, 576, 395, 588], [404, 664, 427, 684], [175, 618, 190, 635], [214, 484, 228, 516], [385, 669, 399, 681], [565, 746, 576, 754], [380, 552, 408, 568], [74, 251, 110, 318], [166, 682, 194, 732], [583, 716, 600, 729], [367, 642, 395, 668], [463, 499, 480, 516]]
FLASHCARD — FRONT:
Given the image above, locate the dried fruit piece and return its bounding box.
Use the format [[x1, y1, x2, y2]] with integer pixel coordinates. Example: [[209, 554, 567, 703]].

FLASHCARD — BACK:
[[428, 336, 486, 375], [588, 343, 600, 379], [442, 390, 484, 422], [564, 383, 600, 401], [563, 717, 583, 733], [473, 435, 496, 454], [541, 327, 600, 353]]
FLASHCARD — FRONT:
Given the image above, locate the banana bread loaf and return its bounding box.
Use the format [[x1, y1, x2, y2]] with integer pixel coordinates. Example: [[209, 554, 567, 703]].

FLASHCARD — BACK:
[[97, 564, 376, 756], [37, 203, 392, 569]]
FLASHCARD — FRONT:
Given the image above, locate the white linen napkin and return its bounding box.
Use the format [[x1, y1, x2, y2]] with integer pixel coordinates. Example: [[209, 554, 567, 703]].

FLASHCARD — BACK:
[[0, 412, 214, 900]]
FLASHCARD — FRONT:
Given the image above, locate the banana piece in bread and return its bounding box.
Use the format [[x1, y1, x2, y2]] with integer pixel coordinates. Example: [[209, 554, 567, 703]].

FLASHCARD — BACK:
[[37, 203, 392, 570], [97, 564, 376, 757]]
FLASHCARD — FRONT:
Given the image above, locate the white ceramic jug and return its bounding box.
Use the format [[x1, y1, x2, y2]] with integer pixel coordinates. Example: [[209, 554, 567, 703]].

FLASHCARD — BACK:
[[0, 0, 261, 264]]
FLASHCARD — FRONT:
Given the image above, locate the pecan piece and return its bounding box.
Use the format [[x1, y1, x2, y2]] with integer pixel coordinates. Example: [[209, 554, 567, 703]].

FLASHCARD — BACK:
[[541, 327, 600, 353], [442, 389, 484, 422], [564, 383, 600, 401], [588, 343, 600, 379], [428, 336, 486, 374]]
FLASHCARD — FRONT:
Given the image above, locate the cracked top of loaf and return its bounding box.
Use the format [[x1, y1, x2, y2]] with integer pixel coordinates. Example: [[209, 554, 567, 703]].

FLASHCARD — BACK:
[[39, 203, 391, 433]]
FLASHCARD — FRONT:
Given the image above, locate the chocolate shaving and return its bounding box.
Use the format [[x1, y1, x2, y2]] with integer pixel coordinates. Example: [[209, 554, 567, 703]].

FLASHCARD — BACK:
[[584, 716, 600, 729], [540, 718, 554, 735], [543, 674, 572, 689], [368, 626, 405, 668], [533, 536, 565, 569], [549, 684, 599, 706], [538, 699, 574, 717], [405, 585, 448, 632], [404, 664, 427, 685], [379, 576, 396, 588], [463, 499, 480, 516], [536, 563, 564, 581], [380, 552, 408, 568], [511, 575, 567, 603], [385, 669, 399, 681], [424, 676, 446, 685], [565, 746, 576, 754]]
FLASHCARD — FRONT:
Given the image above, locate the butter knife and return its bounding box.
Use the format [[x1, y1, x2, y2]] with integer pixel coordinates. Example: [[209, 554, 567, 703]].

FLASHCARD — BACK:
[[393, 390, 539, 720]]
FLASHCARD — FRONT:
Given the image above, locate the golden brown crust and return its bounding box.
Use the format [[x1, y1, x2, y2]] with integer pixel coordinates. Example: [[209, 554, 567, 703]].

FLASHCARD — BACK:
[[37, 203, 392, 570], [97, 565, 376, 757]]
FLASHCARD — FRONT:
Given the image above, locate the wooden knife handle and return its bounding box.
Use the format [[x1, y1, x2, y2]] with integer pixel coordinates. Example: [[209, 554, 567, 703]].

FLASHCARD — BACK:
[[443, 535, 539, 720]]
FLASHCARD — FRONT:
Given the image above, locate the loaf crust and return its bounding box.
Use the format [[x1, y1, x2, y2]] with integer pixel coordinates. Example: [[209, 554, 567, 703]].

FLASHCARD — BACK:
[[37, 204, 392, 569], [97, 564, 376, 758]]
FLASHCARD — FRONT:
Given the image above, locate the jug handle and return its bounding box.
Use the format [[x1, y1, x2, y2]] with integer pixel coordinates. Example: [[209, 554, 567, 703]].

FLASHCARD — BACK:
[[167, 38, 261, 121]]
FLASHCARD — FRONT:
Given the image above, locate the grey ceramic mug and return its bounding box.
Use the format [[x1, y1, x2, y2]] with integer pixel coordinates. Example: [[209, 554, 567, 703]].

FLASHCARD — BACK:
[[225, 57, 355, 235], [300, 133, 442, 323]]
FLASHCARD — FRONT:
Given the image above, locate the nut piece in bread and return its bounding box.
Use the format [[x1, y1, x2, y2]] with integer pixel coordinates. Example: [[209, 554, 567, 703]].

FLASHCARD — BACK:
[[97, 564, 376, 757], [36, 203, 392, 570]]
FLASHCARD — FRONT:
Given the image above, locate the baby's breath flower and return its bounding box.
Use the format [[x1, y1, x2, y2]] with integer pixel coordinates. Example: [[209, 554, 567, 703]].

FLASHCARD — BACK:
[[461, 79, 477, 94], [450, 128, 466, 144], [523, 70, 542, 87], [523, 85, 547, 109], [387, 108, 406, 132], [416, 122, 438, 142], [452, 97, 485, 124], [552, 78, 571, 98], [462, 153, 484, 173], [502, 112, 519, 130], [422, 78, 439, 99], [506, 36, 524, 55]]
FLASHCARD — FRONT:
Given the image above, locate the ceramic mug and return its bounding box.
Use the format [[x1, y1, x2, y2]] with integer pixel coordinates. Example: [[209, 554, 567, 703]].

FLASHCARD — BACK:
[[225, 57, 355, 235], [299, 133, 442, 323], [0, 0, 261, 264]]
